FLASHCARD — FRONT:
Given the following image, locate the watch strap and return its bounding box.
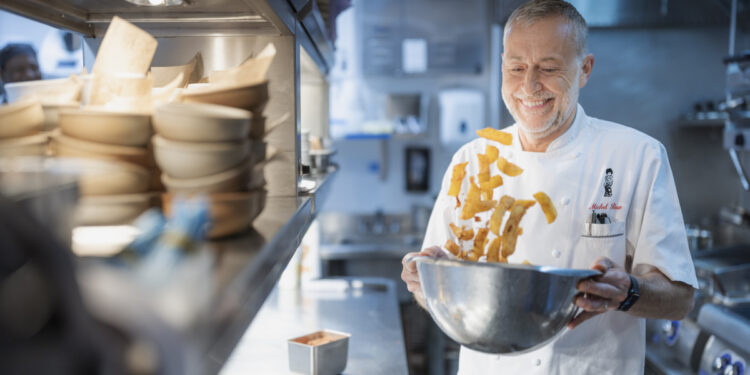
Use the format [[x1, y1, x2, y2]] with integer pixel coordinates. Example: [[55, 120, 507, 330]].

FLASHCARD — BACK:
[[617, 275, 640, 312]]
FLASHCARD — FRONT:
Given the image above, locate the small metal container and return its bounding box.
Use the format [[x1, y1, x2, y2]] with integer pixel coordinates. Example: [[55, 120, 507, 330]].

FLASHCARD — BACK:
[[288, 330, 350, 375]]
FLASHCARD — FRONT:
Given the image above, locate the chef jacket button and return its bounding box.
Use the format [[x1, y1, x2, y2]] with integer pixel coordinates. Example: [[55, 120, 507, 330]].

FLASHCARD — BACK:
[[570, 151, 581, 160], [561, 197, 570, 206], [535, 359, 542, 366], [552, 249, 561, 258], [506, 151, 513, 159]]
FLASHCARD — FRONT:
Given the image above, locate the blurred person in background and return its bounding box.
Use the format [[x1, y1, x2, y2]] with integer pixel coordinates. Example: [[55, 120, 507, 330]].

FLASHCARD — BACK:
[[0, 43, 42, 102]]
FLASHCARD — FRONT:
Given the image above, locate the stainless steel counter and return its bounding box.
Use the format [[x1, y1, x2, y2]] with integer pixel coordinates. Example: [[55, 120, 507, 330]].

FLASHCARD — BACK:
[[219, 277, 409, 375], [73, 171, 338, 375]]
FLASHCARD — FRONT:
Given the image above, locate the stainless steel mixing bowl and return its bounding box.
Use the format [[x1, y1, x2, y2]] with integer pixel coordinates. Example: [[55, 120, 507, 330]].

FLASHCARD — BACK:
[[414, 256, 600, 354]]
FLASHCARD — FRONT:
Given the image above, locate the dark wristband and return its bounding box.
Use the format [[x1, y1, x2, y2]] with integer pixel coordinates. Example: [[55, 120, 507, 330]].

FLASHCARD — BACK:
[[617, 275, 640, 312]]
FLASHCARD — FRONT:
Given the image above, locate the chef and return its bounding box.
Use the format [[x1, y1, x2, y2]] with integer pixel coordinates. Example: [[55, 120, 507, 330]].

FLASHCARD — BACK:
[[401, 0, 698, 373]]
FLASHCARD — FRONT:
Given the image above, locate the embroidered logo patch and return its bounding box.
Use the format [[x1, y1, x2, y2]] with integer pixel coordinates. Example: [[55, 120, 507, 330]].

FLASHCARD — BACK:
[[603, 168, 613, 197]]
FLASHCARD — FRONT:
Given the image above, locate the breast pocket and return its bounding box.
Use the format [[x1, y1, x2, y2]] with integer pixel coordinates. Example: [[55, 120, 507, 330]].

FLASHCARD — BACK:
[[572, 221, 626, 269]]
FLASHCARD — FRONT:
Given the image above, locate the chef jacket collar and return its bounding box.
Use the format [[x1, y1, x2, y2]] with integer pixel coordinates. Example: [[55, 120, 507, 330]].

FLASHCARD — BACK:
[[512, 103, 585, 155]]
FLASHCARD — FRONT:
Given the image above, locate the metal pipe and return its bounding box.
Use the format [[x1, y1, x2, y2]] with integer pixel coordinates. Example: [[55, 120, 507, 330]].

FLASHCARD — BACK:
[[729, 0, 737, 56], [728, 148, 750, 191]]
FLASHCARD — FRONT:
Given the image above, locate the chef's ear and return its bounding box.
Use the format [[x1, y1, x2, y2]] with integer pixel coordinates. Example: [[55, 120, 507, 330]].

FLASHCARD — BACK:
[[578, 54, 594, 88]]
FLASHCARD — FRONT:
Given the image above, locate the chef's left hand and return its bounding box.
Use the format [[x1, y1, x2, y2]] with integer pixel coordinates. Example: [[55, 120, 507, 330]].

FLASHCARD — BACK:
[[567, 256, 631, 330]]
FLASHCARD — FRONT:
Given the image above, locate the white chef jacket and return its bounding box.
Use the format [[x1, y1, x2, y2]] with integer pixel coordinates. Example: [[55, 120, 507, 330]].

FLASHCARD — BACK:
[[421, 104, 699, 375]]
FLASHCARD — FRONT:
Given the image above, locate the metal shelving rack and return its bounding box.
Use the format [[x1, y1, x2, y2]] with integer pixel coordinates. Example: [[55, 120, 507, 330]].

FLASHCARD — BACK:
[[0, 1, 336, 373]]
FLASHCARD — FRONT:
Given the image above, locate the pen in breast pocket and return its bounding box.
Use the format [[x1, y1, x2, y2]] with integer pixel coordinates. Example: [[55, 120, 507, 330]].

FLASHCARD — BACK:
[[590, 211, 609, 224]]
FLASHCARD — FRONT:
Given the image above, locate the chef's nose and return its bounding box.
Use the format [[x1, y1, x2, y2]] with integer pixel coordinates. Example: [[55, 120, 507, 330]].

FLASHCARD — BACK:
[[522, 69, 542, 94]]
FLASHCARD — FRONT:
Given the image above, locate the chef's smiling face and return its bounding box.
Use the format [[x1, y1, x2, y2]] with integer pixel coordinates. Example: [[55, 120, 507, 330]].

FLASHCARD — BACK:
[[501, 16, 593, 144]]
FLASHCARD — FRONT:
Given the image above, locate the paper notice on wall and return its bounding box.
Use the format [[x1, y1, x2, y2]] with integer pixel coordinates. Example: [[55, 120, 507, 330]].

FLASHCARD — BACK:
[[402, 38, 427, 74]]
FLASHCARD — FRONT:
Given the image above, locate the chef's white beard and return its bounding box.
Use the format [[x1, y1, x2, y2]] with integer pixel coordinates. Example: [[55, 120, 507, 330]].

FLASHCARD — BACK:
[[514, 107, 562, 140], [505, 74, 581, 141]]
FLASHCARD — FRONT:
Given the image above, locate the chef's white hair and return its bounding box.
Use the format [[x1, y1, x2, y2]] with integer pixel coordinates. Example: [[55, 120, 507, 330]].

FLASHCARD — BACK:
[[503, 0, 588, 58]]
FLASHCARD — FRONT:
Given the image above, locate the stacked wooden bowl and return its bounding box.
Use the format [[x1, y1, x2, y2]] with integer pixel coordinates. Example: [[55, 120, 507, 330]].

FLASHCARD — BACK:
[[0, 98, 51, 157], [154, 101, 267, 239], [50, 108, 158, 225]]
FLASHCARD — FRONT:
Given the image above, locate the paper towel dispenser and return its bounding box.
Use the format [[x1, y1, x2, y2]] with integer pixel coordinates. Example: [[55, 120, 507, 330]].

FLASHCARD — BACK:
[[438, 88, 485, 146]]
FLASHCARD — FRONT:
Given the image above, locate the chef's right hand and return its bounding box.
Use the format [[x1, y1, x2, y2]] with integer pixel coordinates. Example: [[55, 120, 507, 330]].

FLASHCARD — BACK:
[[401, 246, 445, 307]]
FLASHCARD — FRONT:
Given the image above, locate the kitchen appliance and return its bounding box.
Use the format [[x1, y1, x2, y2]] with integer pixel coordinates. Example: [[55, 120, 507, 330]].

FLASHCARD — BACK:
[[413, 256, 599, 354], [697, 304, 750, 375], [647, 246, 750, 375]]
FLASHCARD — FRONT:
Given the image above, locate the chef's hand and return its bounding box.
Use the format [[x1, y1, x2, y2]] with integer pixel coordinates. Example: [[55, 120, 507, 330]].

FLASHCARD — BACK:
[[401, 246, 446, 309], [567, 256, 631, 330]]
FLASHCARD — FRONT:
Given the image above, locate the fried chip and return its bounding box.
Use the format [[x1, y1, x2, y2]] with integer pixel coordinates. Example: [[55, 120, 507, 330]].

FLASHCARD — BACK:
[[477, 154, 490, 184], [516, 199, 537, 209], [497, 157, 523, 177], [460, 177, 481, 220], [489, 195, 515, 236], [477, 127, 512, 145], [486, 237, 501, 262], [500, 200, 536, 258], [461, 177, 496, 220], [485, 145, 499, 163], [444, 239, 460, 256], [448, 161, 469, 197], [472, 228, 489, 257], [480, 175, 503, 201], [463, 229, 475, 241], [533, 191, 557, 224], [466, 251, 480, 261], [522, 259, 532, 265], [449, 223, 462, 238]]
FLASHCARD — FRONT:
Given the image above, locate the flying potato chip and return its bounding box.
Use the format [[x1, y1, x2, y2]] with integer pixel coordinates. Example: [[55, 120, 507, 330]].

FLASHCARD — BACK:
[[472, 228, 489, 257], [497, 157, 523, 177], [477, 154, 490, 184], [533, 191, 557, 224], [449, 223, 462, 238], [444, 239, 461, 256], [501, 200, 536, 258], [480, 175, 503, 201], [448, 161, 469, 197], [485, 145, 499, 163], [460, 177, 481, 220], [486, 237, 501, 262], [461, 177, 496, 220], [450, 223, 475, 241], [477, 128, 512, 145], [489, 195, 515, 236]]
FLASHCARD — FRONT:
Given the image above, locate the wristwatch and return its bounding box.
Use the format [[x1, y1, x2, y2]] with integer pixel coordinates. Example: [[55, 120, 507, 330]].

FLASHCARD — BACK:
[[617, 275, 640, 312]]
